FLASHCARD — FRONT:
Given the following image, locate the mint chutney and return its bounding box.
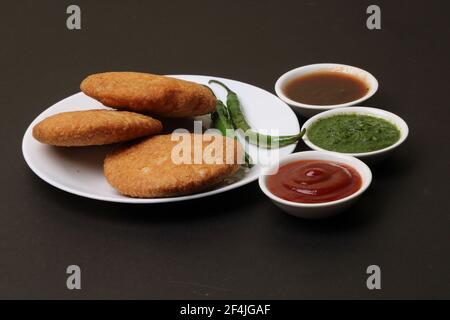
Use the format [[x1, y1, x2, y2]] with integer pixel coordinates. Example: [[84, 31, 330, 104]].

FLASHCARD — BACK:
[[307, 114, 401, 153]]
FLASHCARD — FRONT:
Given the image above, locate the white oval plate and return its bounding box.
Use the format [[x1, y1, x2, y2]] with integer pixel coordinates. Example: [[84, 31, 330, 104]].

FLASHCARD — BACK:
[[22, 75, 300, 203]]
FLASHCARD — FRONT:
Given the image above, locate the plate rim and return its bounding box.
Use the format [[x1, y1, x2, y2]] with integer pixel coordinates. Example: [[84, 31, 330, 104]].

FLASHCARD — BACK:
[[22, 74, 300, 204]]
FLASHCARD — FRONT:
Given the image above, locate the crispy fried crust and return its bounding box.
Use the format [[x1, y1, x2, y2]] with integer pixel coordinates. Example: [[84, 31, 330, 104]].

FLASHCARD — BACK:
[[104, 134, 242, 198], [32, 110, 163, 147], [80, 72, 217, 118]]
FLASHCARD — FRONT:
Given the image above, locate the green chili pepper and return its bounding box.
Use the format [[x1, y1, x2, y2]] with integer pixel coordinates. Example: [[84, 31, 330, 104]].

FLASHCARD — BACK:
[[209, 80, 305, 149], [211, 100, 234, 138], [211, 100, 253, 167]]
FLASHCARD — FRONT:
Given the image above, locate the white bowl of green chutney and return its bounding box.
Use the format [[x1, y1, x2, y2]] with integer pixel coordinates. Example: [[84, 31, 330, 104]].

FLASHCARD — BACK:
[[301, 107, 409, 162]]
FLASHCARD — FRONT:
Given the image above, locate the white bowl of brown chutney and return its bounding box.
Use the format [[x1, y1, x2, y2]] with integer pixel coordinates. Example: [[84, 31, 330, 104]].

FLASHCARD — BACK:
[[275, 63, 379, 117]]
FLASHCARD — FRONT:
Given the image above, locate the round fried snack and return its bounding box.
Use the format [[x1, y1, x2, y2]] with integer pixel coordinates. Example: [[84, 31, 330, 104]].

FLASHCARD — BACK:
[[104, 134, 243, 198], [81, 72, 217, 118], [33, 110, 163, 147]]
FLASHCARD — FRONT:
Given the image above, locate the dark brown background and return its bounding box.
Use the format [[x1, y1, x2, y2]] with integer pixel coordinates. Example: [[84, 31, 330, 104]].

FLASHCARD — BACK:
[[1, 0, 449, 299]]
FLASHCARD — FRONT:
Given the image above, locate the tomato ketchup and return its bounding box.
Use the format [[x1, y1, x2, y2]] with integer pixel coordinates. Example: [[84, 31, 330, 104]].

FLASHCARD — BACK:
[[268, 160, 362, 203]]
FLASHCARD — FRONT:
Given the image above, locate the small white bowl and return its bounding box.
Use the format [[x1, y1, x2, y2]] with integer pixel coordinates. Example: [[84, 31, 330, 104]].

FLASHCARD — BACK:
[[301, 107, 409, 162], [258, 151, 372, 219], [275, 63, 379, 117]]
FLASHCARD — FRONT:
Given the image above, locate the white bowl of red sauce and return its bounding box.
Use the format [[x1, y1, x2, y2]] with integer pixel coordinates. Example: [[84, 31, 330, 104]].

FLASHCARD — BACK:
[[258, 151, 372, 219], [275, 63, 378, 117]]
